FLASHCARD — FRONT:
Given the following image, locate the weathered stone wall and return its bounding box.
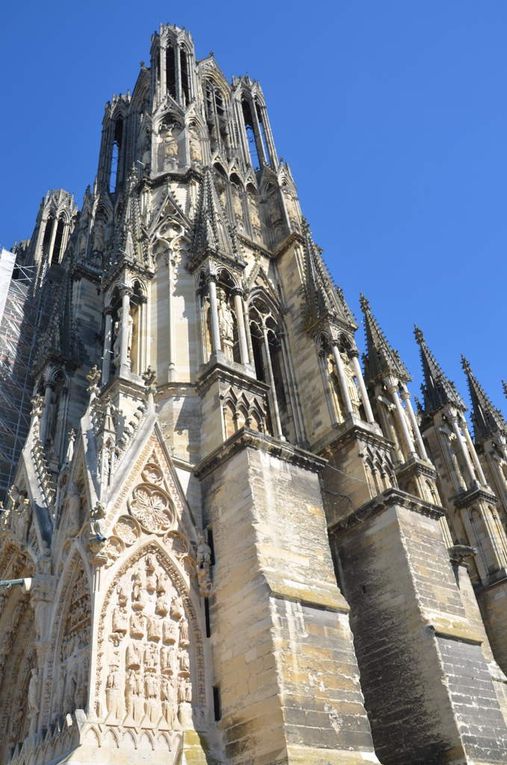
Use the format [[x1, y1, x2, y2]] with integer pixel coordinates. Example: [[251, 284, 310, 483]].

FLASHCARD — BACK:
[[201, 436, 379, 764], [333, 497, 507, 764], [479, 581, 507, 677]]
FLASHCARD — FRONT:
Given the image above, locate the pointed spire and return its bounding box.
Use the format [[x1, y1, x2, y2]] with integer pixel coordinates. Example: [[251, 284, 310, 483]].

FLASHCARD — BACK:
[[461, 356, 506, 442], [191, 167, 237, 264], [300, 219, 356, 330], [414, 327, 465, 413], [503, 381, 507, 399], [360, 295, 410, 384]]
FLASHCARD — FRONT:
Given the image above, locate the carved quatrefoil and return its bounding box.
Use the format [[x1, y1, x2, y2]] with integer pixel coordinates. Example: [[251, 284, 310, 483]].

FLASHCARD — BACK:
[[128, 484, 174, 534]]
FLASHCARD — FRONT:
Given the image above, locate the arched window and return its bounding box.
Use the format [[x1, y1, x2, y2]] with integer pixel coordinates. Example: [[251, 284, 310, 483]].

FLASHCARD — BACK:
[[255, 98, 270, 164], [205, 80, 229, 154], [248, 295, 295, 442], [109, 118, 123, 193], [42, 215, 54, 260], [242, 99, 261, 170], [166, 45, 176, 98], [51, 218, 65, 264], [180, 46, 190, 105]]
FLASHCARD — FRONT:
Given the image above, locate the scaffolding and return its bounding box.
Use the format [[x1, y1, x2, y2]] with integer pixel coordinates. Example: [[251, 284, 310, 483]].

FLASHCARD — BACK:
[[0, 252, 38, 499]]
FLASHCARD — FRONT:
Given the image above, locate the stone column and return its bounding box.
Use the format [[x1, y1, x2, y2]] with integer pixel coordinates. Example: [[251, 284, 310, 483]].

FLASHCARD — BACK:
[[262, 326, 283, 440], [40, 381, 53, 443], [449, 411, 477, 488], [101, 308, 113, 386], [175, 43, 182, 103], [350, 351, 375, 424], [160, 44, 167, 99], [119, 288, 132, 377], [208, 277, 221, 355], [232, 289, 249, 365], [463, 424, 488, 486], [401, 384, 429, 460], [331, 345, 354, 418], [387, 379, 417, 460]]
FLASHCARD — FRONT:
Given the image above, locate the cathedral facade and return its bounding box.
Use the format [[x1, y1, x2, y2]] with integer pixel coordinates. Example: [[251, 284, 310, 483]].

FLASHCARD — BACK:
[[1, 23, 507, 765]]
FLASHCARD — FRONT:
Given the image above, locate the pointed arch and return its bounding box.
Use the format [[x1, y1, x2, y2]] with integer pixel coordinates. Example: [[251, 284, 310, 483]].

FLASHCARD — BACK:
[[95, 537, 206, 728]]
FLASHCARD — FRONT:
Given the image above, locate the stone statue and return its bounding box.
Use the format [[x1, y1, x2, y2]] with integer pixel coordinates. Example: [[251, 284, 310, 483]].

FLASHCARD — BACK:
[[106, 668, 122, 719], [217, 290, 235, 361], [144, 673, 160, 723], [126, 640, 142, 669], [130, 610, 145, 639], [188, 124, 202, 163], [131, 570, 145, 609], [163, 124, 179, 168], [160, 675, 176, 726], [28, 668, 39, 721], [178, 649, 190, 674], [147, 614, 162, 642], [144, 642, 158, 671]]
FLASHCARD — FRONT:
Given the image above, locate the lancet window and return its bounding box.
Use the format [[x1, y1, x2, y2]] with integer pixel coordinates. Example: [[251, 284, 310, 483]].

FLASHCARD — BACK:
[[109, 118, 124, 194], [248, 294, 296, 442], [205, 80, 229, 155]]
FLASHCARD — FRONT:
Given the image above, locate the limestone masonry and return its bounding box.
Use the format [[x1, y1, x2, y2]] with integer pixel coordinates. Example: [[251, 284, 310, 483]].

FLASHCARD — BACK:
[[1, 23, 507, 765]]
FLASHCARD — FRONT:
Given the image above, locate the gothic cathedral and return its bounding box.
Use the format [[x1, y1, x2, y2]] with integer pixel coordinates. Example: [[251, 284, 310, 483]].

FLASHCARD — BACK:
[[1, 23, 507, 765]]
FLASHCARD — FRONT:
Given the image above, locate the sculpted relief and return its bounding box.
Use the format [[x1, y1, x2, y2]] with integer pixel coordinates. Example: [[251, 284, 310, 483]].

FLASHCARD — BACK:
[[52, 562, 91, 720], [98, 547, 197, 731]]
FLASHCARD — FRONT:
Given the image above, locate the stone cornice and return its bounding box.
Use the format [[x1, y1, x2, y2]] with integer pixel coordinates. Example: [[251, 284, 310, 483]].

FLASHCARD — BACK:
[[321, 419, 390, 455], [196, 359, 267, 398], [194, 428, 327, 479], [329, 487, 443, 534], [395, 456, 437, 481], [454, 485, 498, 509]]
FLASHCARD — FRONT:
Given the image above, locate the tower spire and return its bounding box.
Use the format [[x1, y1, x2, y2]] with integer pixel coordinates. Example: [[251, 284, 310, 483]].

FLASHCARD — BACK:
[[461, 356, 506, 442], [360, 295, 410, 383], [414, 327, 464, 412]]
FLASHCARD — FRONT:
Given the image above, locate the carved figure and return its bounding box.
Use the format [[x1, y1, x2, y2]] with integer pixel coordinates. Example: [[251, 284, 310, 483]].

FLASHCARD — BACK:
[[106, 668, 122, 719], [160, 675, 176, 726], [146, 554, 157, 592], [131, 570, 145, 609], [124, 667, 144, 722], [179, 618, 189, 647], [189, 124, 202, 163], [126, 640, 142, 669], [145, 673, 160, 723], [130, 610, 145, 638], [144, 642, 159, 671], [28, 668, 39, 720], [217, 290, 235, 361], [178, 649, 190, 674], [147, 614, 162, 642], [170, 595, 184, 620]]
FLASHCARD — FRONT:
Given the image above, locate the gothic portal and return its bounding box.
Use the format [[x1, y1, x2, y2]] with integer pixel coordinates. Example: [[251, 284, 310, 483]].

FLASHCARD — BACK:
[[1, 23, 507, 765]]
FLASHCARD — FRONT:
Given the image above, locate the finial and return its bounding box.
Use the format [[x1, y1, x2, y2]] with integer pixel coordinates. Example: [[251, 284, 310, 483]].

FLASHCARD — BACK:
[[503, 380, 507, 398], [359, 293, 370, 312], [414, 325, 424, 343], [461, 355, 471, 373]]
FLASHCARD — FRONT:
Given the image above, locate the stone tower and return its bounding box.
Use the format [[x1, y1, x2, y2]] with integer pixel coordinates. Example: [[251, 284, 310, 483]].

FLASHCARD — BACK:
[[1, 22, 507, 765]]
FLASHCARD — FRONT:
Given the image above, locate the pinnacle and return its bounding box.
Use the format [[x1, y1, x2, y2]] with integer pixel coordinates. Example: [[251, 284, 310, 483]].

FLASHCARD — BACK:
[[415, 327, 465, 413], [461, 355, 505, 442], [360, 295, 410, 384], [192, 166, 236, 261]]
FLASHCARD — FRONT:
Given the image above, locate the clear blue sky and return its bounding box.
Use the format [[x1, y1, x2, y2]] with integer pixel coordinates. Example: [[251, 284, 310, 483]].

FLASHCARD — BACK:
[[1, 1, 506, 420]]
